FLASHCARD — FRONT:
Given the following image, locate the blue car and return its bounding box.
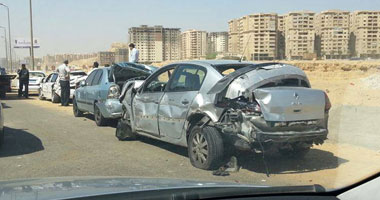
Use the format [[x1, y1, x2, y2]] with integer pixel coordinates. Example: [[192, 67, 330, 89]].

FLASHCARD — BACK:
[[73, 62, 156, 126]]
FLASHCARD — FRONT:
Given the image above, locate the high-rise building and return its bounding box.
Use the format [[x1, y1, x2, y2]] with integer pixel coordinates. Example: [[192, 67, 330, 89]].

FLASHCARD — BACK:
[[129, 25, 181, 63], [207, 32, 229, 54], [180, 29, 207, 60], [316, 10, 351, 59], [285, 11, 316, 60], [350, 11, 380, 58], [228, 13, 278, 61]]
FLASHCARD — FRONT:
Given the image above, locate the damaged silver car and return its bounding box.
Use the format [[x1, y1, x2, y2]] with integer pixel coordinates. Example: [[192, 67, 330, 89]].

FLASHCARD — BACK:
[[116, 60, 331, 170]]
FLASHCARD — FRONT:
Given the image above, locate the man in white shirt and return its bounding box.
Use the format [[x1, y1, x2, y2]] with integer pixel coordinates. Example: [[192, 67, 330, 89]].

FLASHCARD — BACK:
[[57, 60, 71, 106], [129, 43, 139, 63]]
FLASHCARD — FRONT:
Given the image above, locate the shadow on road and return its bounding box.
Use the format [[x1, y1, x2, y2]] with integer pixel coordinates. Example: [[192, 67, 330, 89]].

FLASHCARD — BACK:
[[0, 127, 44, 157], [136, 137, 188, 158], [0, 92, 37, 101], [236, 148, 348, 175]]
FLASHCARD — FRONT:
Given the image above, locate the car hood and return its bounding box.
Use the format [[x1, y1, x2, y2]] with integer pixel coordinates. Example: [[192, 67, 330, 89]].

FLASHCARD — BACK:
[[109, 63, 157, 85], [0, 177, 324, 200]]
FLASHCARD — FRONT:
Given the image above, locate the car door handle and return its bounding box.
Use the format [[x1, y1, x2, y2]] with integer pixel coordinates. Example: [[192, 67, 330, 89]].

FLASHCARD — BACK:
[[181, 99, 189, 105]]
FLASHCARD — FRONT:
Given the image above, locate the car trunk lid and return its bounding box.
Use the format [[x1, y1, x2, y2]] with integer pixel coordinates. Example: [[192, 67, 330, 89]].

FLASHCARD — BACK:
[[109, 63, 157, 87], [253, 87, 325, 122]]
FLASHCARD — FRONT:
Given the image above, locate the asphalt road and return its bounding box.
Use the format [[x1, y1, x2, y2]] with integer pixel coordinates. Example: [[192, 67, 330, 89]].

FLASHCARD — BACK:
[[0, 93, 379, 189]]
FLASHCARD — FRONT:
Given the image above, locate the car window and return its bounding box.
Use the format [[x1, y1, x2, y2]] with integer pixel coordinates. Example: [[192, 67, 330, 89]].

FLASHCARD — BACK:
[[168, 65, 206, 92], [144, 67, 175, 93], [70, 72, 87, 76], [51, 74, 58, 82], [92, 70, 103, 86], [45, 74, 52, 82], [30, 72, 46, 77], [86, 70, 98, 86]]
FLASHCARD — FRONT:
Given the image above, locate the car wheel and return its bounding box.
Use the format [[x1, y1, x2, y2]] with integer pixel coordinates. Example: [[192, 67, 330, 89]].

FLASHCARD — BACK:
[[38, 89, 45, 100], [94, 104, 107, 126], [73, 98, 83, 117], [51, 90, 60, 103], [188, 126, 224, 170], [115, 111, 137, 141]]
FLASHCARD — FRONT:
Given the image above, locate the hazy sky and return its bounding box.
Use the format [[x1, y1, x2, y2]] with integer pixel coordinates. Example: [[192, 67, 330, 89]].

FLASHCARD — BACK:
[[0, 0, 379, 59]]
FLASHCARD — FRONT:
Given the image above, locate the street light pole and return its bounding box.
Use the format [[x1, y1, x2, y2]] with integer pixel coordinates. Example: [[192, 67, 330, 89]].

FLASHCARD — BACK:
[[0, 26, 8, 70], [0, 3, 12, 72], [29, 0, 35, 70]]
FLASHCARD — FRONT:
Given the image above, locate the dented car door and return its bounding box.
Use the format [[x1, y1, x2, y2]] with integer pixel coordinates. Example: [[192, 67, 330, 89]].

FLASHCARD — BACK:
[[133, 67, 175, 136], [158, 65, 206, 139]]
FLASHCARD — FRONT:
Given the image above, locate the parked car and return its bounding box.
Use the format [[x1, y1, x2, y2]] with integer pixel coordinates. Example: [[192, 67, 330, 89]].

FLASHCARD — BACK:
[[0, 67, 16, 98], [73, 63, 157, 126], [116, 60, 331, 170], [39, 70, 87, 103]]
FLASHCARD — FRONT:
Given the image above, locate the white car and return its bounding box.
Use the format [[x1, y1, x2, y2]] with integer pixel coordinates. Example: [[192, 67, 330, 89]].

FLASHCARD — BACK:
[[39, 71, 87, 103], [12, 71, 46, 93]]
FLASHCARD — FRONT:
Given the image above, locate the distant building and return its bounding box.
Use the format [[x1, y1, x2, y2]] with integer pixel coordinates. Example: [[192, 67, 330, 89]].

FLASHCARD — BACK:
[[228, 13, 278, 61], [180, 29, 208, 60], [285, 11, 316, 60], [97, 51, 115, 66], [114, 48, 129, 63], [207, 32, 229, 55], [350, 11, 380, 58], [316, 10, 351, 59], [129, 25, 181, 63]]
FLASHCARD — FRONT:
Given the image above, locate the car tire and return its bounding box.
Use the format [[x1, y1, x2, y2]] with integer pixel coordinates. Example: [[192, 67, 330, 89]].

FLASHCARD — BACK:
[[94, 104, 107, 126], [38, 89, 45, 100], [115, 111, 137, 141], [51, 90, 60, 103], [188, 125, 224, 170], [73, 97, 83, 117]]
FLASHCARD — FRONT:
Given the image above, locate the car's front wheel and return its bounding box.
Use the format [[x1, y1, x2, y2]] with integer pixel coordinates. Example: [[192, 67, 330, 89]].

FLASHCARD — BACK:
[[116, 117, 137, 141], [94, 104, 107, 126], [188, 125, 224, 170], [73, 97, 83, 117], [51, 90, 60, 103], [38, 88, 45, 100]]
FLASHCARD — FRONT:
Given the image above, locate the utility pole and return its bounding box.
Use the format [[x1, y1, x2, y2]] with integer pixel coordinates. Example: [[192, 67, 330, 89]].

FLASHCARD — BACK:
[[29, 0, 35, 70], [0, 26, 8, 70], [0, 3, 12, 72]]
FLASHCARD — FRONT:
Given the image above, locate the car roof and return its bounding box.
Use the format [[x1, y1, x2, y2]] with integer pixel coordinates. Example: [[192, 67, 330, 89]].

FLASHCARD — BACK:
[[171, 60, 255, 66]]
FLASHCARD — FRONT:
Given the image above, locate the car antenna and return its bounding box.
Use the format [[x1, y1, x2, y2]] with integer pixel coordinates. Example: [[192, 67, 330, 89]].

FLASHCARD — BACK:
[[239, 32, 253, 62]]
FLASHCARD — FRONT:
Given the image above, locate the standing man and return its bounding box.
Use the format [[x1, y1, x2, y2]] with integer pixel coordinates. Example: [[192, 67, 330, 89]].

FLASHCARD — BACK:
[[17, 64, 29, 98], [57, 60, 70, 106], [129, 43, 139, 63]]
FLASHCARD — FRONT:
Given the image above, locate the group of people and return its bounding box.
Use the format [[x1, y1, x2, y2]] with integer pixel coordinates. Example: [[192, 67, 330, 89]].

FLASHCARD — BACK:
[[16, 43, 140, 104]]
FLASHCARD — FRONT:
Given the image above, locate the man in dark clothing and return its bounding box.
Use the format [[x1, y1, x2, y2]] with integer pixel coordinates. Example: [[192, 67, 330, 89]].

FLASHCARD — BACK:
[[93, 61, 99, 69], [17, 64, 29, 98]]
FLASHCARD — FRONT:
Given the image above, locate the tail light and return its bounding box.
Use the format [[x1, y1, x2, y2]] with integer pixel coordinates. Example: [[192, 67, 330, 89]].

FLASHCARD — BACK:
[[324, 92, 331, 111], [107, 85, 120, 99]]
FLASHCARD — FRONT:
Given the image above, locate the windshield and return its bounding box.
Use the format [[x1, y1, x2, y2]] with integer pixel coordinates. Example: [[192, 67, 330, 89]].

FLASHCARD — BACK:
[[29, 72, 45, 77], [1, 0, 379, 198]]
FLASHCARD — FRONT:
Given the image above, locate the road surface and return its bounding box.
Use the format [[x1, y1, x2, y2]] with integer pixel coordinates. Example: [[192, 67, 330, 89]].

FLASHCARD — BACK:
[[0, 93, 379, 189]]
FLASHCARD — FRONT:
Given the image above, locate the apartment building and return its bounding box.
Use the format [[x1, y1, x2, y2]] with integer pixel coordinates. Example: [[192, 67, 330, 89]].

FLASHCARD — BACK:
[[97, 51, 115, 66], [207, 32, 229, 54], [350, 11, 380, 58], [228, 19, 240, 54], [285, 11, 316, 60], [180, 29, 207, 60], [228, 13, 278, 61], [316, 10, 351, 59], [128, 25, 181, 63]]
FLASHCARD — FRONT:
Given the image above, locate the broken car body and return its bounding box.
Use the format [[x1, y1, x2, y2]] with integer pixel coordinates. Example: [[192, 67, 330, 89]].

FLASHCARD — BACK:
[[117, 60, 330, 170]]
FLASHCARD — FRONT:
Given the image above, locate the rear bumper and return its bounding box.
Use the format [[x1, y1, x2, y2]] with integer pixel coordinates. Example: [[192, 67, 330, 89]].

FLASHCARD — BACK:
[[256, 129, 328, 143], [28, 85, 40, 92], [97, 99, 122, 119]]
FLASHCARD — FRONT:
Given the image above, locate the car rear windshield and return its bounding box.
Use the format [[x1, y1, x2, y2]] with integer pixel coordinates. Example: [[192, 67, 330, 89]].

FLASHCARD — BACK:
[[30, 72, 45, 77], [214, 64, 253, 76], [259, 78, 310, 88]]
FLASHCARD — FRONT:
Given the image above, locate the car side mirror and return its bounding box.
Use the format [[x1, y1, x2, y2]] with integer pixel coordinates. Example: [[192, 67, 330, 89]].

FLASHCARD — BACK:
[[80, 80, 86, 87]]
